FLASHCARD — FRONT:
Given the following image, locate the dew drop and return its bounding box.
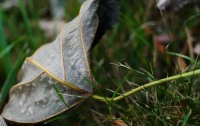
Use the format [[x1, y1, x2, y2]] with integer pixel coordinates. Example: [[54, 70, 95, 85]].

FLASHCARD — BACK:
[[42, 104, 46, 108], [50, 54, 54, 58], [58, 101, 63, 106], [48, 77, 54, 85], [42, 98, 47, 103], [22, 94, 26, 101], [74, 38, 77, 42], [28, 107, 33, 115], [90, 34, 94, 37], [40, 74, 46, 81], [20, 108, 25, 114], [19, 100, 23, 106], [26, 112, 29, 116], [52, 95, 59, 101]]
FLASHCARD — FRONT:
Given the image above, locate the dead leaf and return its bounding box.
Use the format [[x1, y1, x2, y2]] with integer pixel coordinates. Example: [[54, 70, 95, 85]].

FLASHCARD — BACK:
[[113, 120, 128, 126], [2, 0, 99, 123], [154, 34, 167, 54], [177, 57, 187, 72], [157, 0, 191, 12]]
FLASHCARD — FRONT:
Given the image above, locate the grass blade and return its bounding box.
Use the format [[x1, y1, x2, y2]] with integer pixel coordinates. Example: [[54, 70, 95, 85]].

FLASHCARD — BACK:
[[111, 71, 131, 102], [0, 36, 26, 58], [0, 9, 12, 75], [182, 109, 192, 126], [52, 85, 70, 108], [18, 0, 37, 49], [0, 49, 27, 108], [167, 51, 195, 62]]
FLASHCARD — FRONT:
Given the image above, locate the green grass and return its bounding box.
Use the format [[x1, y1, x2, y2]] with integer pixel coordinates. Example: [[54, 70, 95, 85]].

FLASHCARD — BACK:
[[0, 0, 200, 126], [0, 9, 12, 75]]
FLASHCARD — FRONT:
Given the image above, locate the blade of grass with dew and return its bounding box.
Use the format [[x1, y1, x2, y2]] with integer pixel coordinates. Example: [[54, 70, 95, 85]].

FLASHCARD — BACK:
[[0, 49, 27, 107], [0, 36, 26, 58], [52, 85, 70, 108], [0, 9, 12, 75], [18, 0, 37, 49]]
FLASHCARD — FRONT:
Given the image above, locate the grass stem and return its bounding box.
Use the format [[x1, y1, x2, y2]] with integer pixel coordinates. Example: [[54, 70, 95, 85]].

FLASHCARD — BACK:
[[92, 69, 200, 102]]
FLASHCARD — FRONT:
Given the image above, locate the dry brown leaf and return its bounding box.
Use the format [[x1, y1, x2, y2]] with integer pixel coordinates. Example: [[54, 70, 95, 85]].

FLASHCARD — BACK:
[[177, 57, 187, 72], [113, 120, 128, 126]]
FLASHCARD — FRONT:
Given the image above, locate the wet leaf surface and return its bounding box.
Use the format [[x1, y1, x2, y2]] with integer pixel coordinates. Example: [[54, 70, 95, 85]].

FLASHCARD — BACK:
[[2, 0, 99, 123], [0, 116, 7, 126]]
